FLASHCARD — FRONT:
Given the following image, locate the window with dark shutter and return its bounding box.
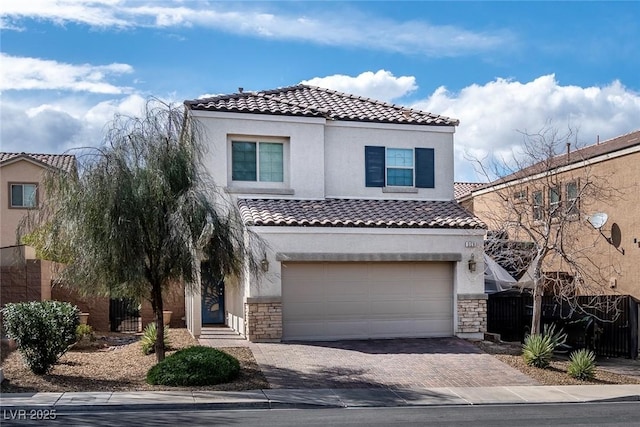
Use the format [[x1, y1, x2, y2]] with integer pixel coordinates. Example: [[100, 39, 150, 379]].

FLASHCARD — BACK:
[[365, 146, 385, 187], [415, 148, 435, 188]]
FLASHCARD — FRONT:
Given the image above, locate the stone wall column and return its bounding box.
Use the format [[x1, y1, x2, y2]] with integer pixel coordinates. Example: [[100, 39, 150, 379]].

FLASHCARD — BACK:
[[456, 293, 487, 339], [244, 297, 282, 342]]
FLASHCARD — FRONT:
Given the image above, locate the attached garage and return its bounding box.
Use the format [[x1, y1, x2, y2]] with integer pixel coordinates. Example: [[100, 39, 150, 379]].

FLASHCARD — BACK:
[[281, 261, 454, 341]]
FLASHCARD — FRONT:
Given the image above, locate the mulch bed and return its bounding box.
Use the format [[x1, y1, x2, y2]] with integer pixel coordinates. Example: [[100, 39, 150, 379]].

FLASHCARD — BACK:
[[0, 329, 269, 392]]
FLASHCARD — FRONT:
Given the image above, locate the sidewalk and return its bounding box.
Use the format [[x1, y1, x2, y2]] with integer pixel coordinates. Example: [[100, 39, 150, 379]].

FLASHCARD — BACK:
[[1, 385, 639, 412]]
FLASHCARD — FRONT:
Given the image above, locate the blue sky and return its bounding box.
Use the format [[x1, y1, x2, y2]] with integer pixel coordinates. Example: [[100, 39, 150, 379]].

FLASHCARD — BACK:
[[1, 1, 639, 182]]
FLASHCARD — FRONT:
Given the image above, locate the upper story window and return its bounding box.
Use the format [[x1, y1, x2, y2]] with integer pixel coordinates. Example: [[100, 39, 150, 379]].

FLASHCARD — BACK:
[[512, 189, 528, 204], [365, 146, 435, 189], [231, 141, 283, 182], [565, 180, 579, 217], [386, 148, 414, 186], [10, 183, 37, 208], [549, 185, 561, 218], [532, 190, 544, 221]]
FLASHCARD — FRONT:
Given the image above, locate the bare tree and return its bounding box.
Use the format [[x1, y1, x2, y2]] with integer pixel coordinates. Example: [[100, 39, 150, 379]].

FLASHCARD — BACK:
[[471, 125, 622, 335]]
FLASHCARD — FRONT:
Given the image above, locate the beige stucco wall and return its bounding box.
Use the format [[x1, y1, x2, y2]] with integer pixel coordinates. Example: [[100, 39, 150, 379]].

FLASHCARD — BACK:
[[221, 227, 486, 338], [191, 111, 457, 201], [470, 148, 640, 299], [192, 111, 327, 199], [324, 122, 455, 200], [0, 160, 47, 247]]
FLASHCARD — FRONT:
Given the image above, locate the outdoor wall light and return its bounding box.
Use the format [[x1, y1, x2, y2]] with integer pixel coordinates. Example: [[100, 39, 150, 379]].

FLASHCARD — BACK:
[[261, 257, 270, 272], [468, 253, 477, 273]]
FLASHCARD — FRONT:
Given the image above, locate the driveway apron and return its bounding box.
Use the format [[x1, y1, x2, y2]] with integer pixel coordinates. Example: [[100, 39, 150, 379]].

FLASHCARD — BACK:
[[249, 338, 538, 389]]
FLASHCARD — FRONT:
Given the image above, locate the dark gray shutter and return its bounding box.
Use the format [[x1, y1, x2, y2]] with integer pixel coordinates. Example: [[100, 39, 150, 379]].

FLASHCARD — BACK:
[[365, 146, 385, 187], [415, 148, 435, 188]]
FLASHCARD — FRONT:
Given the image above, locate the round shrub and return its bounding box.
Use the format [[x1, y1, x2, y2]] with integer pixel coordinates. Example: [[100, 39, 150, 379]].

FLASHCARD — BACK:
[[146, 346, 240, 386], [2, 301, 79, 374]]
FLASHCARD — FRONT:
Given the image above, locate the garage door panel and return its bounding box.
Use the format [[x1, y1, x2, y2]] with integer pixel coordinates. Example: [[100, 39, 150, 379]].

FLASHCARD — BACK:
[[282, 262, 453, 340], [325, 301, 370, 316]]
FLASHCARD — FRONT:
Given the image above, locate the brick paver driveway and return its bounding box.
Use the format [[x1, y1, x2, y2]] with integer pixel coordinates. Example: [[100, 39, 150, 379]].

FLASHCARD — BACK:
[[250, 338, 537, 389]]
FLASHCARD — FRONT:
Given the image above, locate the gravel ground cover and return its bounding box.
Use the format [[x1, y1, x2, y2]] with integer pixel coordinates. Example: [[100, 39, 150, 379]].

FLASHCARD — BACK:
[[2, 331, 638, 392], [0, 328, 268, 392], [475, 340, 640, 386]]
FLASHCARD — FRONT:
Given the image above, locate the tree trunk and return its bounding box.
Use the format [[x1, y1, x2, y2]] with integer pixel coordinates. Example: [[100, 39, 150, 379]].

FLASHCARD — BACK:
[[151, 282, 165, 362], [531, 284, 543, 336]]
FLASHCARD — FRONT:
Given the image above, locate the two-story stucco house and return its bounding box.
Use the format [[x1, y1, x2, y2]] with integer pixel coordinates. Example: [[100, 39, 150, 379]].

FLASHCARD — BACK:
[[461, 130, 640, 300], [183, 85, 487, 342], [0, 152, 77, 248]]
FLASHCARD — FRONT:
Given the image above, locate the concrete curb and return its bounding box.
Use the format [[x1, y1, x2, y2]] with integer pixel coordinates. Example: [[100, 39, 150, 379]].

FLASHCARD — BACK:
[[2, 386, 639, 413]]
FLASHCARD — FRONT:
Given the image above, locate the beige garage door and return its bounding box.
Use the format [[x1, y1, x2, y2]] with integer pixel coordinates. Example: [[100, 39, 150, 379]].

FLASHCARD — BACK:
[[281, 262, 453, 341]]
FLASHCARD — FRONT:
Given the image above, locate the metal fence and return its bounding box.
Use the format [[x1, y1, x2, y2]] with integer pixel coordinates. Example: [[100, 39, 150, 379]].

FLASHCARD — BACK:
[[109, 298, 141, 332], [487, 292, 639, 359]]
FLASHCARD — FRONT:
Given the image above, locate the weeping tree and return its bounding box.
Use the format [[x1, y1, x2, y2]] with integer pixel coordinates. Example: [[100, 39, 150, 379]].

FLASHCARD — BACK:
[[21, 99, 263, 362], [471, 125, 621, 336]]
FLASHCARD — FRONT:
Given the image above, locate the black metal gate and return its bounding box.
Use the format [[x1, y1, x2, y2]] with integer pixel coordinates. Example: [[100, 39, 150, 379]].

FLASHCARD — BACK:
[[109, 298, 141, 332]]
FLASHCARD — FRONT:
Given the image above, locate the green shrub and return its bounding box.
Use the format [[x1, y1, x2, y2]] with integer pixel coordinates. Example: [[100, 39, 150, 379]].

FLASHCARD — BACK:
[[75, 324, 94, 342], [140, 322, 171, 355], [2, 301, 79, 374], [146, 346, 240, 386], [522, 334, 554, 368], [543, 323, 567, 350], [567, 349, 596, 380]]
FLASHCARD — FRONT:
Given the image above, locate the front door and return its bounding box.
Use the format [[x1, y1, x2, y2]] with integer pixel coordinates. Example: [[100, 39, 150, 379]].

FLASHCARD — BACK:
[[201, 261, 225, 324]]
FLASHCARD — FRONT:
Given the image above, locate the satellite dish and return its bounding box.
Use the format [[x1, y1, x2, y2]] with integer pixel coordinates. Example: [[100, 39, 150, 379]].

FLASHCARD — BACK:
[[610, 223, 622, 248], [587, 212, 608, 229]]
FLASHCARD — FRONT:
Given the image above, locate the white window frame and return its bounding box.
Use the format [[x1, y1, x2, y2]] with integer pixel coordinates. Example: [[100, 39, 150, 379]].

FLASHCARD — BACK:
[[385, 147, 415, 187], [549, 185, 561, 218], [227, 135, 290, 191], [565, 180, 580, 218], [9, 183, 38, 208], [532, 189, 544, 221]]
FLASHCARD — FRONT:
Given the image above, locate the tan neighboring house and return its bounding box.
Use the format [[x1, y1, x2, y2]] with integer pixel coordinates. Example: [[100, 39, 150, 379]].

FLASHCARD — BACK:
[[0, 152, 76, 247], [460, 130, 640, 300], [0, 152, 184, 331]]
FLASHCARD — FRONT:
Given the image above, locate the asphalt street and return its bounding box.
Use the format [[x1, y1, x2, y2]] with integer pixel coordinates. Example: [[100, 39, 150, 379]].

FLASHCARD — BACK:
[[2, 402, 639, 427]]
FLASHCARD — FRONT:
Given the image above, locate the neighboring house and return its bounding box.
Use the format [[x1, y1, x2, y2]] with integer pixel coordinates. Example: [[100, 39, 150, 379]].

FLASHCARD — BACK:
[[461, 130, 640, 300], [454, 182, 484, 210], [0, 152, 76, 247], [0, 152, 185, 331], [183, 85, 487, 342]]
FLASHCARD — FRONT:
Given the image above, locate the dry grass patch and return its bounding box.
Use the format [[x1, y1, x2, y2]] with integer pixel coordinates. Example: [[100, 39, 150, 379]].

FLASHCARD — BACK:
[[1, 328, 268, 392], [475, 340, 640, 386]]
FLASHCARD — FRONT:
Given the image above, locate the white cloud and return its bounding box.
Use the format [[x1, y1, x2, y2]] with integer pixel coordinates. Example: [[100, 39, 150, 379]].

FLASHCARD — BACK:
[[302, 70, 417, 102], [0, 94, 150, 154], [0, 53, 134, 94], [4, 71, 638, 188], [413, 75, 640, 181], [1, 1, 511, 57]]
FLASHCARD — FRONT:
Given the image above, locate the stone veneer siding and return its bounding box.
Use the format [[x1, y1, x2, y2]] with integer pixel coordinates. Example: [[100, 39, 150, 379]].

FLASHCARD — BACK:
[[456, 294, 487, 335], [244, 297, 282, 342]]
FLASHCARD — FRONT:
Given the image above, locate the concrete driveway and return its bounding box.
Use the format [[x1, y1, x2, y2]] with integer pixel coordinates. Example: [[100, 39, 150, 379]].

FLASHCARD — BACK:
[[249, 337, 538, 389]]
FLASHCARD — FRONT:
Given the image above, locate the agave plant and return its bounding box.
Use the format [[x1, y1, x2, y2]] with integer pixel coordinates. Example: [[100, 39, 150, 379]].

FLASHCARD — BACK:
[[141, 322, 171, 355], [567, 349, 596, 380], [522, 334, 554, 368]]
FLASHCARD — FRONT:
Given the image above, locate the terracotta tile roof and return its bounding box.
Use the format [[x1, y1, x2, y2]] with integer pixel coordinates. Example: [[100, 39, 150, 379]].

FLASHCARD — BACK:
[[454, 182, 484, 200], [185, 85, 459, 127], [483, 129, 640, 189], [238, 198, 485, 229], [0, 152, 76, 173]]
